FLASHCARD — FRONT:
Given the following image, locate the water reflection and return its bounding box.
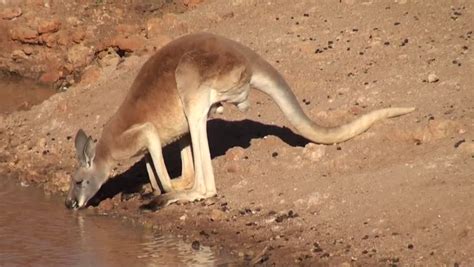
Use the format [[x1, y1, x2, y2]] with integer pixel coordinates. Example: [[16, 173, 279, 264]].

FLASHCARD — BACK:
[[0, 177, 234, 266]]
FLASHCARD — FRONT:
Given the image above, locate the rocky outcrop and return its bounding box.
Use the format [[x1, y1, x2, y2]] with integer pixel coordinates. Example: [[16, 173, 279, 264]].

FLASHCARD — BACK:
[[0, 0, 202, 87]]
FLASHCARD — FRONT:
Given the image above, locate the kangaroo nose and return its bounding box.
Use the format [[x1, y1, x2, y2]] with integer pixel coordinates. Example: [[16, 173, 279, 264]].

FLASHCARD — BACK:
[[65, 198, 78, 209]]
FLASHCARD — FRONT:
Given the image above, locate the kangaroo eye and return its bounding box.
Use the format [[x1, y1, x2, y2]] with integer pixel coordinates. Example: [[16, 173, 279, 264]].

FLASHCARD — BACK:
[[75, 180, 83, 186]]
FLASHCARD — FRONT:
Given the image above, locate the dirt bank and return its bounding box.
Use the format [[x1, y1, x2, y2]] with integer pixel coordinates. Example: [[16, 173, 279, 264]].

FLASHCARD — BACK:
[[0, 0, 198, 87], [1, 0, 473, 266]]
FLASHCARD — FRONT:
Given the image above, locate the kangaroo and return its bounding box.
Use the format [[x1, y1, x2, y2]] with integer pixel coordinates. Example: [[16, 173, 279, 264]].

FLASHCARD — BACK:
[[65, 33, 415, 209]]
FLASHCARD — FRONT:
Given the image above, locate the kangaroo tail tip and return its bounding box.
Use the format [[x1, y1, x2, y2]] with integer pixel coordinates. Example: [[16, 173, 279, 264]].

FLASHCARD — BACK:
[[401, 107, 416, 113], [388, 107, 416, 118]]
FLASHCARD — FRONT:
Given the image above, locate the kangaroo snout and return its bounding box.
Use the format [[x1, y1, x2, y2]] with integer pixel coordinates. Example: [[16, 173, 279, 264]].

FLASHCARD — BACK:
[[64, 197, 79, 210]]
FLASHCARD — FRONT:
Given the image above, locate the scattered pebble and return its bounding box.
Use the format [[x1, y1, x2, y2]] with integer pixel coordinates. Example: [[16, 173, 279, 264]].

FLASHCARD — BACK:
[[275, 210, 299, 223], [0, 7, 22, 20], [320, 252, 330, 258], [199, 230, 210, 238], [454, 139, 465, 148], [191, 240, 200, 250], [427, 73, 439, 83], [210, 209, 226, 221], [312, 242, 323, 253]]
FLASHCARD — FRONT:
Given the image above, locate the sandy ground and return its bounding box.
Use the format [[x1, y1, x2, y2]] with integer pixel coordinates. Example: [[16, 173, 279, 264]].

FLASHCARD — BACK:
[[1, 0, 473, 266]]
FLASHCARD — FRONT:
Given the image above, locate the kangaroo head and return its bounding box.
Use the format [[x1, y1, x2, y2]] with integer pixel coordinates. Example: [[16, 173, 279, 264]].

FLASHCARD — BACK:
[[65, 129, 108, 209]]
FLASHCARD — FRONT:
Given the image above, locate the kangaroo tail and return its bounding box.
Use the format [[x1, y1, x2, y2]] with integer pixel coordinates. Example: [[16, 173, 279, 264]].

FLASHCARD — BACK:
[[250, 63, 415, 144]]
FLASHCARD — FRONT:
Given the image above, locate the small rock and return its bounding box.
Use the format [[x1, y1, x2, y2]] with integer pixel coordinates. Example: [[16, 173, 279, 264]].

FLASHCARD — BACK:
[[454, 139, 466, 148], [199, 230, 210, 238], [11, 49, 28, 61], [203, 198, 216, 206], [22, 46, 33, 55], [427, 73, 439, 83], [39, 33, 58, 48], [1, 7, 22, 20], [275, 210, 299, 223], [66, 16, 80, 26], [71, 29, 86, 43], [10, 26, 39, 43], [191, 240, 200, 250], [302, 143, 326, 162], [37, 19, 61, 34], [226, 146, 246, 161], [67, 44, 93, 68], [210, 209, 226, 221], [312, 242, 323, 252]]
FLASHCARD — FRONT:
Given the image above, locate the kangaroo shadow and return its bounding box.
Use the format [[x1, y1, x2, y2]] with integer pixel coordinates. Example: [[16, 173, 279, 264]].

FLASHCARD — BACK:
[[89, 119, 310, 206]]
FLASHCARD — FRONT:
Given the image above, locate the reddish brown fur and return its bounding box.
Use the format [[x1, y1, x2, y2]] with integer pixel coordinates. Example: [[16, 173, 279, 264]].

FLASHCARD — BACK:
[[95, 33, 251, 163]]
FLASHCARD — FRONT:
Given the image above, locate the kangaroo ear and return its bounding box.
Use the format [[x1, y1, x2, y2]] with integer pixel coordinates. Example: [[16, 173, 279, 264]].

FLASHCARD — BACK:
[[75, 129, 95, 167], [83, 136, 95, 166]]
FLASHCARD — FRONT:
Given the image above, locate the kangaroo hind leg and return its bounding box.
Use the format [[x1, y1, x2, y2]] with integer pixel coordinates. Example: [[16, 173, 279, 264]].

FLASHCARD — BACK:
[[151, 55, 217, 207]]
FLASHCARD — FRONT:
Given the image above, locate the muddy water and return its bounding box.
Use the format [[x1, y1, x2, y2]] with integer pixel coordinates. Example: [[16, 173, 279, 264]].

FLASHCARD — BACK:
[[0, 74, 55, 114], [0, 77, 236, 266], [0, 177, 235, 267]]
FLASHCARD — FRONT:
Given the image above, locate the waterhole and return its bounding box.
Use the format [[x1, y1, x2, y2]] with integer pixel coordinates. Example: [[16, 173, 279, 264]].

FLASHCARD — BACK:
[[0, 177, 235, 266], [0, 76, 235, 266]]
